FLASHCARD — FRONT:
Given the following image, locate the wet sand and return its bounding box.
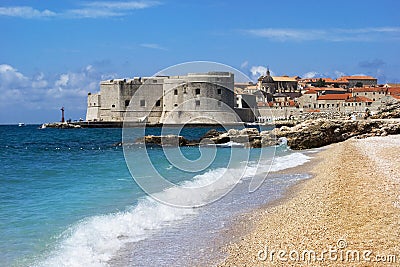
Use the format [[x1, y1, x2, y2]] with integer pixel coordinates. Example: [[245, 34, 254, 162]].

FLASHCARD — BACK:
[[218, 135, 400, 266]]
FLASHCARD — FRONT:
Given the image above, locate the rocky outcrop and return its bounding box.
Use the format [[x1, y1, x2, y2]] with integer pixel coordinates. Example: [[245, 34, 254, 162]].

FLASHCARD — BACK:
[[200, 128, 263, 147], [135, 135, 189, 146], [260, 119, 400, 150], [40, 122, 81, 129], [201, 119, 400, 149], [371, 102, 400, 119], [135, 118, 400, 150]]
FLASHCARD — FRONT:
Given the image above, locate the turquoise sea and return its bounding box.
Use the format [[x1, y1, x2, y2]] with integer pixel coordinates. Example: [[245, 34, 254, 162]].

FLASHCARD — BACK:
[[0, 125, 311, 266]]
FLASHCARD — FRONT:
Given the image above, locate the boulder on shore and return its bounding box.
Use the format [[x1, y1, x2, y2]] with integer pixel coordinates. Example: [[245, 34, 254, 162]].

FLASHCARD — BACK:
[[135, 135, 189, 146], [134, 118, 400, 150], [259, 119, 400, 150]]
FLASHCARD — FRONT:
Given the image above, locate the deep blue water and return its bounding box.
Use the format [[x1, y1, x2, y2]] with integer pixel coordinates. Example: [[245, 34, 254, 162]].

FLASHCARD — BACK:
[[0, 125, 311, 267]]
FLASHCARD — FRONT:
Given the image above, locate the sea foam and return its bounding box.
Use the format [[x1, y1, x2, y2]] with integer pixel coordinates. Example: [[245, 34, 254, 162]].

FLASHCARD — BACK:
[[35, 151, 310, 267]]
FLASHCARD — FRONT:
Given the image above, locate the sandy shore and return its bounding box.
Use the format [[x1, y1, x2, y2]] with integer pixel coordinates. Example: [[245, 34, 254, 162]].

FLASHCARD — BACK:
[[218, 135, 400, 266]]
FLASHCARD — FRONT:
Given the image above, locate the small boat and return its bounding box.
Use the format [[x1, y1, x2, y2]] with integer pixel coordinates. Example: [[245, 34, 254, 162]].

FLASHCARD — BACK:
[[18, 123, 25, 127]]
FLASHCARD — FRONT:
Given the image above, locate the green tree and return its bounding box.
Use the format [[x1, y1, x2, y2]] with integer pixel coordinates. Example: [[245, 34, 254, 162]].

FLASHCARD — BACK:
[[316, 78, 326, 87]]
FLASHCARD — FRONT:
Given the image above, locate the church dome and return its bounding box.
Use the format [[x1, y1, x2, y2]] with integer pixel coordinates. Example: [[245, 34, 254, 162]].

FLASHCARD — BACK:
[[262, 69, 274, 83]]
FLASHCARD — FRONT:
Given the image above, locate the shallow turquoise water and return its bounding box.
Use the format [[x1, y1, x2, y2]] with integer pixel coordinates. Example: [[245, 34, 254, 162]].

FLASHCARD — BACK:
[[0, 125, 309, 266]]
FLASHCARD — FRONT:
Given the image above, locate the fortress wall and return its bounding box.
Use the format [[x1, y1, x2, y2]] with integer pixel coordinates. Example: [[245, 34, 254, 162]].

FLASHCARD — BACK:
[[160, 72, 235, 124], [87, 72, 238, 124], [124, 80, 164, 123], [86, 93, 101, 121]]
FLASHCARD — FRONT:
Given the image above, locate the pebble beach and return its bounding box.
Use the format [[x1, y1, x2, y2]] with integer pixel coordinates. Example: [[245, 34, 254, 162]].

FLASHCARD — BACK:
[[219, 135, 400, 266]]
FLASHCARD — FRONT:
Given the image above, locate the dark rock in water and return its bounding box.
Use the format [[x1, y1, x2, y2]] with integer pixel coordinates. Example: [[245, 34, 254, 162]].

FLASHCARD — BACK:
[[249, 139, 262, 148], [200, 127, 261, 147], [135, 135, 188, 146], [134, 119, 400, 150], [202, 129, 225, 139]]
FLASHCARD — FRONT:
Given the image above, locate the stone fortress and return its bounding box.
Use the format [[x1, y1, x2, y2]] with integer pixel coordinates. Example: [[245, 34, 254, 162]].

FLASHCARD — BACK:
[[86, 72, 249, 124], [86, 68, 400, 125]]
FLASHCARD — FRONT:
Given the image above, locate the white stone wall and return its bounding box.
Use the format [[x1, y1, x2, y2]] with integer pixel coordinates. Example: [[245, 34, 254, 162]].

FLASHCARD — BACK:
[[86, 93, 101, 121], [352, 90, 386, 101], [86, 72, 240, 124], [160, 72, 237, 124]]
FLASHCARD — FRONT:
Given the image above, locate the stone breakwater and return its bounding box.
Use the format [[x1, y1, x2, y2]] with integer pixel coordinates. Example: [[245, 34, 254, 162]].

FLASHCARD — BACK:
[[40, 122, 82, 129], [136, 119, 400, 150]]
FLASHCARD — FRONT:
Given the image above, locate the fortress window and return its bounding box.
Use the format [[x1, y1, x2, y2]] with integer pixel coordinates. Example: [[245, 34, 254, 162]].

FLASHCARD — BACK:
[[93, 103, 96, 106], [156, 100, 161, 107], [174, 103, 178, 107], [218, 100, 222, 107], [217, 89, 222, 95], [174, 89, 178, 95], [125, 100, 130, 107], [153, 79, 157, 83], [112, 104, 115, 108], [195, 88, 200, 95], [140, 100, 146, 107], [195, 100, 200, 106]]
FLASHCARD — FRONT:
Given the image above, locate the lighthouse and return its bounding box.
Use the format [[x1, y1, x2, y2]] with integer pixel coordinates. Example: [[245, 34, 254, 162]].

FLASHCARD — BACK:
[[61, 107, 65, 123]]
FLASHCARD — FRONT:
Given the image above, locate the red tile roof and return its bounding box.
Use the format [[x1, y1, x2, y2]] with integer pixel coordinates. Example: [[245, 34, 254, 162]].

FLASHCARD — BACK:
[[388, 87, 400, 95], [352, 87, 387, 93], [289, 100, 296, 107], [304, 90, 317, 94], [317, 93, 351, 100], [338, 75, 377, 80], [300, 78, 349, 84], [310, 87, 348, 92], [346, 96, 373, 102]]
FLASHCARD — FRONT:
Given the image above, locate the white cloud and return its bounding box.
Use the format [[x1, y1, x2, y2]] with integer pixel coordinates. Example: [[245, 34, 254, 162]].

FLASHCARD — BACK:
[[303, 71, 319, 78], [32, 72, 48, 89], [140, 43, 168, 51], [55, 74, 70, 87], [0, 1, 160, 19], [242, 27, 400, 42], [0, 64, 29, 87], [84, 1, 161, 9], [334, 70, 346, 78], [0, 64, 111, 113], [0, 6, 56, 18], [245, 28, 324, 42], [67, 1, 161, 18], [249, 66, 275, 79], [250, 66, 267, 77]]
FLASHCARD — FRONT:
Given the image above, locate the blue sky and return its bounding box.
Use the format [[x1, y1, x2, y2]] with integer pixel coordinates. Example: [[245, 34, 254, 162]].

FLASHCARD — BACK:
[[0, 0, 399, 123]]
